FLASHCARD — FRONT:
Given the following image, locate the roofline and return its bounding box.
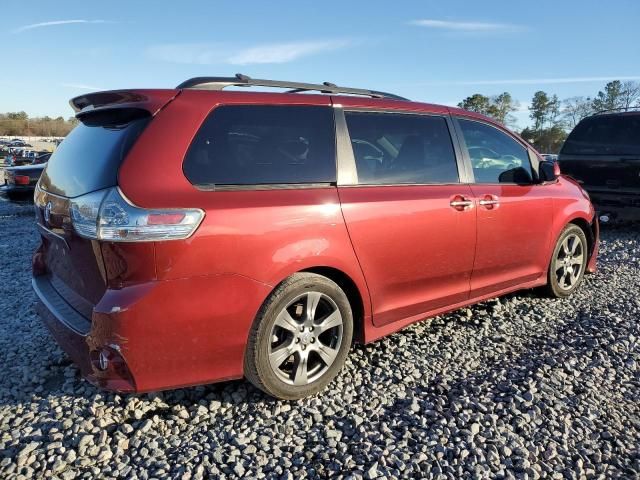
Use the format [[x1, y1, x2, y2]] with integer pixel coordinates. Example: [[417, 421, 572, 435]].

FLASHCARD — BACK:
[[176, 73, 409, 101], [592, 106, 640, 116]]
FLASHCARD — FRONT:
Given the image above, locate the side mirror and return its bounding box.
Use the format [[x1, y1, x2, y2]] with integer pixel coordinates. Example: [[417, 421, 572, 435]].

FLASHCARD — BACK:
[[498, 166, 533, 184], [539, 160, 560, 182]]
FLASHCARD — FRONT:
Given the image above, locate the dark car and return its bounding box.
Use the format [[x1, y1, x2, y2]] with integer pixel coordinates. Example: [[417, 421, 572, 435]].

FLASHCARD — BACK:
[[8, 139, 32, 148], [2, 162, 46, 199], [32, 74, 598, 399], [7, 151, 51, 167], [559, 110, 640, 222]]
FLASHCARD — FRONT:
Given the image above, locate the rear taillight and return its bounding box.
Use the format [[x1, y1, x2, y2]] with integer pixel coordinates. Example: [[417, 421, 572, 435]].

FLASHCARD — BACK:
[[14, 175, 30, 185], [69, 187, 204, 242]]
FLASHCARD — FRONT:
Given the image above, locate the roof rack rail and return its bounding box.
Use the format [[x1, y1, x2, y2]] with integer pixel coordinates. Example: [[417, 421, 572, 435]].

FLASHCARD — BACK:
[[594, 106, 640, 115], [176, 73, 409, 101]]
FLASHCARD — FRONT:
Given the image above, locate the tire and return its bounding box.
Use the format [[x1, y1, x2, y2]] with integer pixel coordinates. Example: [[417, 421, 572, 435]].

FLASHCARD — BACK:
[[5, 191, 28, 202], [244, 273, 353, 400], [542, 224, 588, 298]]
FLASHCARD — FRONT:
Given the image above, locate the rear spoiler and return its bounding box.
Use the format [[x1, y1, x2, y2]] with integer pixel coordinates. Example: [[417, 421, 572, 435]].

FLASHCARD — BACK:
[[69, 89, 179, 117]]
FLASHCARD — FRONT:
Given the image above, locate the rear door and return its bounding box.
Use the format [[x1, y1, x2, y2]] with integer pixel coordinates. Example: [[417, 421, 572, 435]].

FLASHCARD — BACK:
[[453, 117, 552, 297], [336, 108, 476, 327], [34, 109, 153, 312]]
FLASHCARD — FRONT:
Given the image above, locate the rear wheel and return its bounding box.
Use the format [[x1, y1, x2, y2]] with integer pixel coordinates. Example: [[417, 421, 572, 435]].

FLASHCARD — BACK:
[[5, 191, 25, 201], [244, 273, 353, 400], [543, 224, 588, 298]]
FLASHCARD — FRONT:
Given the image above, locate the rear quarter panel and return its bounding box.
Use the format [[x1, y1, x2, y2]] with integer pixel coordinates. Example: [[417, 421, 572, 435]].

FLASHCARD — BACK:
[[119, 90, 369, 297], [117, 89, 372, 333]]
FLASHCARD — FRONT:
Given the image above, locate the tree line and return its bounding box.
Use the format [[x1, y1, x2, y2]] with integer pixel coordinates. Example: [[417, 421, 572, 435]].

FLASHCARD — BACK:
[[458, 80, 640, 153], [0, 112, 78, 137]]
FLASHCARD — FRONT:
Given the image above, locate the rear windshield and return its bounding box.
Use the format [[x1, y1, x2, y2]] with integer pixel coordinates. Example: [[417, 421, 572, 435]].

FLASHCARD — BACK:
[[183, 105, 336, 187], [39, 110, 149, 198], [561, 114, 640, 156]]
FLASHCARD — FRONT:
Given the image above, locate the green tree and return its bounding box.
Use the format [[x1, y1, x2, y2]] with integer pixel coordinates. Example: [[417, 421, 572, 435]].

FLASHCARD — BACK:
[[7, 111, 28, 121], [491, 92, 518, 126], [524, 91, 566, 153], [592, 80, 624, 112], [458, 92, 518, 126], [547, 94, 561, 127], [529, 91, 553, 131], [458, 94, 496, 117], [521, 125, 567, 153]]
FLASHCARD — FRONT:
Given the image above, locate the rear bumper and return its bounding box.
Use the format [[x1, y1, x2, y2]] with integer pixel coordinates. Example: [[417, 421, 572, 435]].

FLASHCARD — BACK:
[[33, 275, 136, 392], [1, 184, 35, 195], [34, 286, 92, 376], [33, 271, 271, 393], [589, 191, 640, 222]]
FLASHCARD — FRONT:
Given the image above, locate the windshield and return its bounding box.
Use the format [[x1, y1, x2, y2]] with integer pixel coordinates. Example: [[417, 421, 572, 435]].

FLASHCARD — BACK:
[[562, 114, 640, 156]]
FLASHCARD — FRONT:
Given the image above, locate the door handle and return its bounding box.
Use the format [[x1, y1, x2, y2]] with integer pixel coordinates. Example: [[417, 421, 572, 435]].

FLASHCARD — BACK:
[[478, 195, 500, 209], [450, 196, 474, 211]]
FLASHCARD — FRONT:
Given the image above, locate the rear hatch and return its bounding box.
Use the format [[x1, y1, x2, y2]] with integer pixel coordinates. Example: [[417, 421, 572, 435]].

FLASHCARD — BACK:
[[34, 90, 177, 317], [559, 113, 640, 194]]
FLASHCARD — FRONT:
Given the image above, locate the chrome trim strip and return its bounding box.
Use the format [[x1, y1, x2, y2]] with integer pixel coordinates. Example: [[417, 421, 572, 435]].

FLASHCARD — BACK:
[[333, 106, 359, 186]]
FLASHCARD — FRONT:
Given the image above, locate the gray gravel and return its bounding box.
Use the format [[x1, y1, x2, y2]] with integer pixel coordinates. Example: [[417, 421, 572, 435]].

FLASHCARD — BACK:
[[0, 195, 639, 479]]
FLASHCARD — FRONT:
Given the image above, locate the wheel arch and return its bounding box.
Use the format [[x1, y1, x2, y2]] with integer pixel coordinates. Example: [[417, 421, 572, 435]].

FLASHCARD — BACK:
[[300, 266, 367, 344], [548, 208, 595, 262], [568, 216, 596, 262]]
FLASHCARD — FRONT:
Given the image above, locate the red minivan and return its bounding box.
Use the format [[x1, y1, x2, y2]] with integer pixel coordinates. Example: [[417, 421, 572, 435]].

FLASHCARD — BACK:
[[33, 75, 599, 399]]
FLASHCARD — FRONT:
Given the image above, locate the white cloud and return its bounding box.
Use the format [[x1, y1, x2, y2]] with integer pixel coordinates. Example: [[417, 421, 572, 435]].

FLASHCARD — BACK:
[[409, 19, 524, 33], [146, 40, 351, 65], [60, 83, 104, 91], [228, 40, 350, 65], [13, 19, 113, 34]]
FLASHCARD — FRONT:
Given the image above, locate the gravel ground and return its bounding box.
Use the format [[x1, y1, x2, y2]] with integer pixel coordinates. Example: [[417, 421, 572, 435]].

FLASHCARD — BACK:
[[0, 196, 639, 480]]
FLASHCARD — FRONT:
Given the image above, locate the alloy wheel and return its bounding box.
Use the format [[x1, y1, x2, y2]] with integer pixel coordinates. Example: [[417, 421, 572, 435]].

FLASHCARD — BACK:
[[268, 291, 343, 386], [554, 233, 584, 290]]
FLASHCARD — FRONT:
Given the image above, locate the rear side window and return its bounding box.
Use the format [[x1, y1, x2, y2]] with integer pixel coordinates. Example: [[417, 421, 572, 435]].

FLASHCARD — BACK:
[[561, 115, 640, 156], [458, 119, 533, 184], [39, 110, 149, 198], [344, 112, 459, 185], [183, 105, 336, 187]]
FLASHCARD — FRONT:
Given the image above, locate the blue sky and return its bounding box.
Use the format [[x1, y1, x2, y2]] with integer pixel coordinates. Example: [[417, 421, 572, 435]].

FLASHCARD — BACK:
[[3, 0, 639, 128]]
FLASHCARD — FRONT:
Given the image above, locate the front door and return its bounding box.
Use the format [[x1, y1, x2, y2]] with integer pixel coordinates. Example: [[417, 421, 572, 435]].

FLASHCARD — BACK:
[[454, 117, 553, 298]]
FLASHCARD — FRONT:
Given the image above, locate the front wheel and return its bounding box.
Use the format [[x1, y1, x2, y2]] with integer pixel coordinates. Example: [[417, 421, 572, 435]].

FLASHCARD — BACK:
[[244, 273, 353, 400], [543, 224, 588, 298]]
